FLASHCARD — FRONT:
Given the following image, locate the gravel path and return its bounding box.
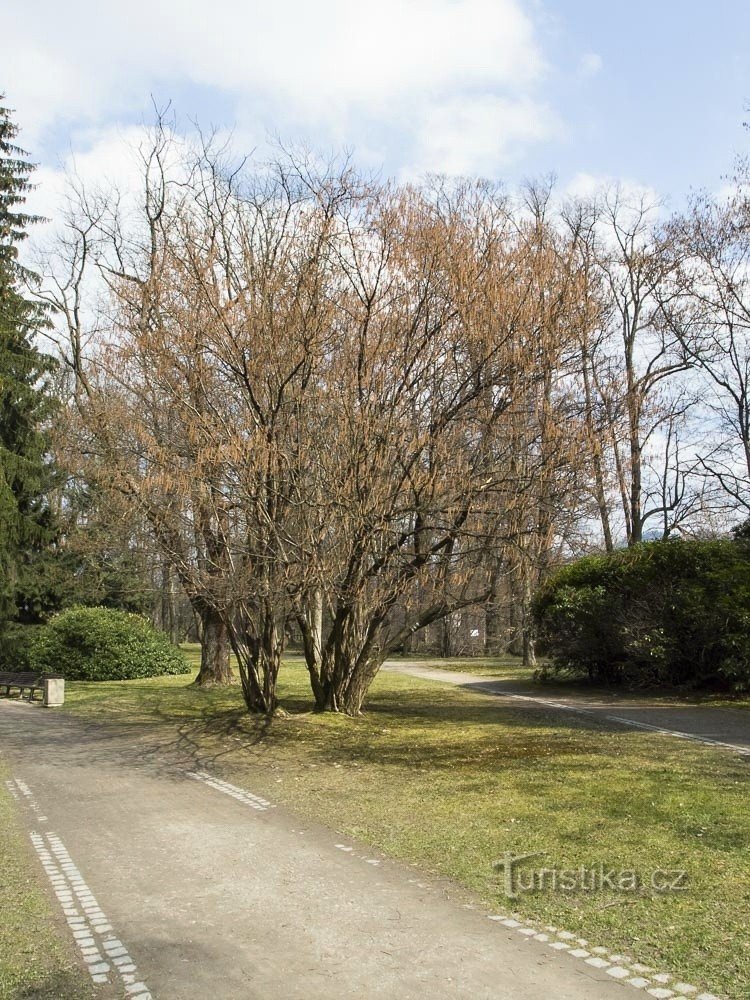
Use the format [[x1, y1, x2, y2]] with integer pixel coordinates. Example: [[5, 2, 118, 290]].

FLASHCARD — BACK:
[[0, 700, 649, 1000]]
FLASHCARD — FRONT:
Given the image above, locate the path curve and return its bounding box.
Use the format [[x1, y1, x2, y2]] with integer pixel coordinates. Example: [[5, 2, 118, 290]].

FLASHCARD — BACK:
[[383, 661, 750, 756]]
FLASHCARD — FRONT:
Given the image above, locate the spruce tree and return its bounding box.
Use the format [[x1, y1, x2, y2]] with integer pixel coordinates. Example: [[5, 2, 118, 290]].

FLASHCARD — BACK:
[[0, 97, 56, 625]]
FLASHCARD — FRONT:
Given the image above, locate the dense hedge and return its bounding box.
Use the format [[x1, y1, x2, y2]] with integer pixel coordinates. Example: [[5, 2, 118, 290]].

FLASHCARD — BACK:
[[28, 606, 189, 681], [533, 539, 750, 690]]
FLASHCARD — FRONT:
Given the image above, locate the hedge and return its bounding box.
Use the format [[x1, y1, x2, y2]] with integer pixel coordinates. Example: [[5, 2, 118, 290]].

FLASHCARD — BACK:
[[532, 539, 750, 690]]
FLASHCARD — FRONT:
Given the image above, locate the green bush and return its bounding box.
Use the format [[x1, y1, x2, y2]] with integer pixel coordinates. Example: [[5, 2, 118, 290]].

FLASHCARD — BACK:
[[533, 539, 750, 690], [30, 606, 189, 681], [0, 624, 44, 672]]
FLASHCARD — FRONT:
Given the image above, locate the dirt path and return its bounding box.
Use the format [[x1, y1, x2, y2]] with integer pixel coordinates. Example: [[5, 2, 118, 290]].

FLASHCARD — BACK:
[[383, 661, 750, 755], [0, 700, 652, 1000]]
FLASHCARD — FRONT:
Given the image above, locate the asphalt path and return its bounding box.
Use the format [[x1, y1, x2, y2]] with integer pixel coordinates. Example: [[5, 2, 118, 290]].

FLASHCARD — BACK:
[[0, 700, 650, 1000], [383, 662, 750, 756]]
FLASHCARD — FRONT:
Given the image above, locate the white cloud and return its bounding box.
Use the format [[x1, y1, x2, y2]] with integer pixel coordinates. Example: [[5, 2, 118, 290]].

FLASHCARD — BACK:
[[7, 0, 553, 178], [563, 172, 660, 208], [23, 127, 165, 234], [410, 94, 560, 177], [578, 53, 603, 78]]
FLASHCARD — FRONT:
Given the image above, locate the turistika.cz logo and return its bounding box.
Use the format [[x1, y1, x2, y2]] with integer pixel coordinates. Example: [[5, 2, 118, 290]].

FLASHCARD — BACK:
[[492, 852, 688, 899]]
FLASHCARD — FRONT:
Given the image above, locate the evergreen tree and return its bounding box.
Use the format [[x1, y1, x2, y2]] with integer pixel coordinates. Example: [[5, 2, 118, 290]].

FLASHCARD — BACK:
[[0, 96, 56, 624]]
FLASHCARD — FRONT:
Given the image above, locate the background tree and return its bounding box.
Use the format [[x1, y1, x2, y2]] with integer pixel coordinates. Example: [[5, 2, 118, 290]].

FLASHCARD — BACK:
[[0, 97, 57, 627], [561, 188, 696, 546], [663, 161, 750, 519]]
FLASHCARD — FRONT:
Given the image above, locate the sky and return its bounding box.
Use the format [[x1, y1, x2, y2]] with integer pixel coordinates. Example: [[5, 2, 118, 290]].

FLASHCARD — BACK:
[[6, 1, 750, 214]]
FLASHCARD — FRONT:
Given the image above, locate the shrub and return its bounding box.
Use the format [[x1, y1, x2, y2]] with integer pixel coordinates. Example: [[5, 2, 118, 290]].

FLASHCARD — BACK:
[[30, 606, 189, 681], [0, 624, 44, 672], [533, 539, 750, 690]]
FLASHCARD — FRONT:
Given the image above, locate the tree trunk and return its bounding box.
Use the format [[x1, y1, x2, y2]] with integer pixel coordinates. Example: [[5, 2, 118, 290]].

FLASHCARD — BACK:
[[232, 606, 283, 715], [311, 605, 382, 716], [507, 576, 524, 657], [484, 563, 504, 655], [159, 561, 181, 643], [521, 574, 537, 668], [316, 654, 381, 716], [298, 591, 326, 707], [522, 631, 537, 668], [193, 606, 233, 686], [308, 589, 323, 666], [440, 615, 454, 658]]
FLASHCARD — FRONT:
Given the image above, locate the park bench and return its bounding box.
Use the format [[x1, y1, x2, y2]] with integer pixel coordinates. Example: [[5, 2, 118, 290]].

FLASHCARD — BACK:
[[0, 672, 65, 706]]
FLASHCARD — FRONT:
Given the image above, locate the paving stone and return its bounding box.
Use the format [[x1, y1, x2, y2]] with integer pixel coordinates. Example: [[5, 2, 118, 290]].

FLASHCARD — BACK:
[[104, 946, 128, 958], [606, 967, 631, 980], [585, 957, 610, 969]]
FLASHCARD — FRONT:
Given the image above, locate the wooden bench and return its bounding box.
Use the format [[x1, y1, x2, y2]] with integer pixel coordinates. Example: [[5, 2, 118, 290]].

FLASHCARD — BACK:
[[0, 672, 47, 701]]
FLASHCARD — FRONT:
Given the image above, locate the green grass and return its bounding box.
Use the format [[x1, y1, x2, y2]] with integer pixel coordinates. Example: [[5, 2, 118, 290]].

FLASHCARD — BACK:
[[0, 761, 94, 1000], [60, 649, 750, 1000]]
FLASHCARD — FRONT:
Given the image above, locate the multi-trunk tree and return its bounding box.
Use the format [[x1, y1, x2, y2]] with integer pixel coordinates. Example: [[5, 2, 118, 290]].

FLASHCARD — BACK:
[[45, 120, 750, 714], [49, 131, 563, 714]]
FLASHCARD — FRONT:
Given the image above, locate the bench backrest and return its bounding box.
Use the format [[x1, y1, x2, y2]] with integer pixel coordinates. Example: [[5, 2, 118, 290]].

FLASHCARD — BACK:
[[0, 672, 44, 685]]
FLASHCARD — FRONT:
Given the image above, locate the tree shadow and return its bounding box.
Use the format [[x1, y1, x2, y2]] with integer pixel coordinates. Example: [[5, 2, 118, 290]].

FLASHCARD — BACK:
[[14, 967, 95, 999]]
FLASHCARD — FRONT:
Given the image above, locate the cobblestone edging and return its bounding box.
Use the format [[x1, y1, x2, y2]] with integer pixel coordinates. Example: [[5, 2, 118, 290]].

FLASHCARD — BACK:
[[7, 778, 152, 999]]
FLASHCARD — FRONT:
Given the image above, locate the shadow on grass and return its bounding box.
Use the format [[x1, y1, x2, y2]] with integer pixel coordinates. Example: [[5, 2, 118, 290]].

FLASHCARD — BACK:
[[15, 968, 94, 1000], [0, 683, 620, 773], [4, 666, 743, 790]]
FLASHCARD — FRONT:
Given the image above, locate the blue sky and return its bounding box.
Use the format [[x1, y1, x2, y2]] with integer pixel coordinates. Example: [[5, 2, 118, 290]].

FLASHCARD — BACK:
[[7, 1, 750, 208]]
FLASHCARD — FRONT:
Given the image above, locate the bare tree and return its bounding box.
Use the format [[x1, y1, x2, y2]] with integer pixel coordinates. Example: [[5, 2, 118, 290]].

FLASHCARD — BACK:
[[663, 163, 750, 518], [294, 179, 549, 712], [563, 187, 694, 545]]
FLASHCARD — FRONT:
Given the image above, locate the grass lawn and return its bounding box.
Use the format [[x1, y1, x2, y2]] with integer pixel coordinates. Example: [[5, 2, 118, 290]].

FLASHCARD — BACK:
[[61, 649, 750, 1000], [0, 760, 94, 1000]]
